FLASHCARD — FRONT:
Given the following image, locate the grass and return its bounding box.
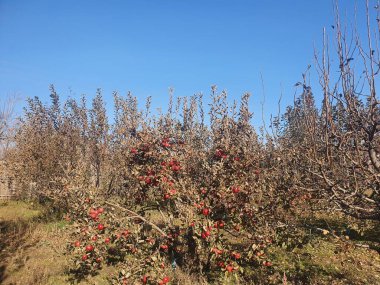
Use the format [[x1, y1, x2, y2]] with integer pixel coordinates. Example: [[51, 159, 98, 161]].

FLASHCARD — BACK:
[[255, 211, 380, 284], [0, 200, 41, 221], [0, 201, 379, 284], [0, 201, 68, 284], [267, 238, 380, 284], [0, 201, 117, 285]]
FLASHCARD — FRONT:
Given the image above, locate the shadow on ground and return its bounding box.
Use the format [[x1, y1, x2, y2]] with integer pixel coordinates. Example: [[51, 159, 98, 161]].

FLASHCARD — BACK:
[[0, 219, 32, 283]]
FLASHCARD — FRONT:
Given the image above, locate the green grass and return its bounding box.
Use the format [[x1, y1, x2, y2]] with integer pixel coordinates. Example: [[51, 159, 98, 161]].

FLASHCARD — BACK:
[[0, 200, 41, 221], [266, 237, 380, 284]]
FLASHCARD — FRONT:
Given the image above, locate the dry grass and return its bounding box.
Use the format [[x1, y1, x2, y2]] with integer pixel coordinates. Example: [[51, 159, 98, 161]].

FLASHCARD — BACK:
[[0, 201, 68, 284], [2, 221, 69, 285], [0, 201, 125, 284]]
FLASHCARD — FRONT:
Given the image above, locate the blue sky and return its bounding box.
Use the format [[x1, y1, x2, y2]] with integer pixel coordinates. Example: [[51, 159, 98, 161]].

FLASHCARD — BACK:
[[0, 0, 377, 125]]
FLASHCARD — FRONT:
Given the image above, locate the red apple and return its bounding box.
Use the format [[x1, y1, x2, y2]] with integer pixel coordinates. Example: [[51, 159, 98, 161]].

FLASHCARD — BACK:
[[160, 244, 169, 251], [170, 189, 176, 195], [90, 213, 98, 220], [142, 275, 149, 284], [171, 165, 180, 172], [263, 261, 272, 266], [226, 264, 234, 273], [85, 245, 94, 252], [202, 208, 210, 216], [201, 231, 210, 239], [231, 186, 240, 194]]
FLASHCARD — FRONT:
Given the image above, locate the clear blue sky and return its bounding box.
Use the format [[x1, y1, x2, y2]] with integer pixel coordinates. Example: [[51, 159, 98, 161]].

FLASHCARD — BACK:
[[0, 0, 376, 125]]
